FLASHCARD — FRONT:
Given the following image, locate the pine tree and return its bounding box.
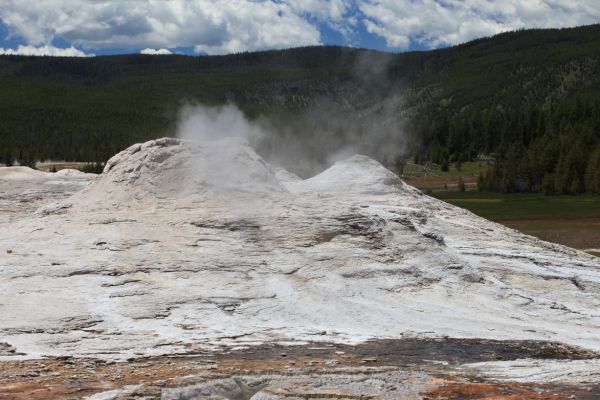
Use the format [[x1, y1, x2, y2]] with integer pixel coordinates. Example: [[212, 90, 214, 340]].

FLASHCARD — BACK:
[[554, 137, 587, 194], [441, 159, 449, 172], [477, 173, 485, 192], [585, 146, 600, 193], [542, 172, 555, 195]]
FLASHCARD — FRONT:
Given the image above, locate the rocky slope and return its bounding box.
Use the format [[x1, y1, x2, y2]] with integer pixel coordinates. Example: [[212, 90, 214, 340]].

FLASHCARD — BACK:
[[1, 138, 600, 398]]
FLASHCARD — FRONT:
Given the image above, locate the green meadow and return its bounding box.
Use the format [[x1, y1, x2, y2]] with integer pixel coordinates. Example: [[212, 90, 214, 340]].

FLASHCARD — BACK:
[[431, 191, 600, 254]]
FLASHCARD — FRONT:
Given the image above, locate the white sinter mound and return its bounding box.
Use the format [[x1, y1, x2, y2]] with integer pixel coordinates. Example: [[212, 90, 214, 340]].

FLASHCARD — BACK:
[[68, 137, 286, 210], [288, 154, 416, 195], [1, 137, 599, 361]]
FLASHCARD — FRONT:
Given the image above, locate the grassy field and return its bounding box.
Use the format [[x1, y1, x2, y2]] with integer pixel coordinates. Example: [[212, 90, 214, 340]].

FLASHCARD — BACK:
[[36, 162, 89, 172], [402, 160, 488, 180], [402, 160, 488, 191], [431, 191, 600, 255]]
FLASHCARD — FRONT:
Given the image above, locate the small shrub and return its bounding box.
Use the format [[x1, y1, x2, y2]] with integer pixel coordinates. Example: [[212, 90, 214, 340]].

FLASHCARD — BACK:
[[80, 162, 104, 174]]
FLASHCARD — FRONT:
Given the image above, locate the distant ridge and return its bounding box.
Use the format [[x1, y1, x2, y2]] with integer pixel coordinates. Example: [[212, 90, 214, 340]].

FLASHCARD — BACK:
[[1, 24, 599, 193]]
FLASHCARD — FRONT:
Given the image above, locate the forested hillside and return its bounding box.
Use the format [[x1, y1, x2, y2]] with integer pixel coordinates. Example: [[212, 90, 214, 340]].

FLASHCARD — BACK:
[[1, 24, 599, 193]]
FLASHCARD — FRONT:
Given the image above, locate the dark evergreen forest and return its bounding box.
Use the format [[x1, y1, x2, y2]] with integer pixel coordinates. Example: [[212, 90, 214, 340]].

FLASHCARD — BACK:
[[1, 24, 599, 193]]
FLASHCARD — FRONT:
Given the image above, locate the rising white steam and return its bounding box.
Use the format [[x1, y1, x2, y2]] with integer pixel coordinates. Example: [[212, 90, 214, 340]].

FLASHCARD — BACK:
[[174, 49, 408, 178], [174, 97, 408, 178], [176, 104, 266, 144]]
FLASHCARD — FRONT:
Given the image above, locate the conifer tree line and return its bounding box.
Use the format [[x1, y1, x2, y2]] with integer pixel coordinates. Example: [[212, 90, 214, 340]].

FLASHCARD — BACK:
[[0, 24, 599, 194], [416, 98, 600, 194]]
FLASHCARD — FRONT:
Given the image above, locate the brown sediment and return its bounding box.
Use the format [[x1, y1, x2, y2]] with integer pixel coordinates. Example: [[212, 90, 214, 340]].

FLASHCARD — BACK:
[[1, 338, 598, 399], [423, 380, 600, 400], [404, 177, 479, 191], [496, 217, 600, 251]]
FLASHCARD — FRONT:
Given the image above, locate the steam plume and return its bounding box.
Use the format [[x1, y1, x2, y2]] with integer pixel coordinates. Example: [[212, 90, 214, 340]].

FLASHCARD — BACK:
[[175, 53, 409, 177]]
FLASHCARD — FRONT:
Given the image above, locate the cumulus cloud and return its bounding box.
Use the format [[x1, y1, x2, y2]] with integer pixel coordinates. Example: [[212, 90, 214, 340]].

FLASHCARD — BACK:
[[0, 44, 91, 57], [140, 48, 172, 55], [0, 0, 599, 54], [287, 0, 359, 40], [188, 1, 321, 54], [0, 0, 324, 55], [358, 0, 600, 49]]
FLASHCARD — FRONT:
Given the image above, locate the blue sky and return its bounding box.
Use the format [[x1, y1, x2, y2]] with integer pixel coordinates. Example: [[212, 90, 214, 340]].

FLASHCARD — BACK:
[[0, 1, 599, 57]]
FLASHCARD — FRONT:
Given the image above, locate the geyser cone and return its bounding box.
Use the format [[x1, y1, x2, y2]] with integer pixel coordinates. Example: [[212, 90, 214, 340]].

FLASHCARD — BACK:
[[69, 137, 288, 210]]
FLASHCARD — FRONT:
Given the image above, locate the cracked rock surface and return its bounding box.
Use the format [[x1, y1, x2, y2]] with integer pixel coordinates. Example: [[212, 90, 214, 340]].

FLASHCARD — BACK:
[[1, 137, 600, 367]]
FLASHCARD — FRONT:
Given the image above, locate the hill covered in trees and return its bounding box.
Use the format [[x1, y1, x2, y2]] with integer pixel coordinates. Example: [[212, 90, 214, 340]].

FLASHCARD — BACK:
[[1, 24, 599, 193]]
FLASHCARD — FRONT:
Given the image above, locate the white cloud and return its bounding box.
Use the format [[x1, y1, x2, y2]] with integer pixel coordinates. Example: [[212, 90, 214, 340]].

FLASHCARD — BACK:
[[358, 0, 600, 49], [140, 48, 172, 55], [188, 1, 322, 54], [0, 44, 92, 57], [288, 0, 349, 22], [0, 0, 325, 55], [1, 0, 599, 54]]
